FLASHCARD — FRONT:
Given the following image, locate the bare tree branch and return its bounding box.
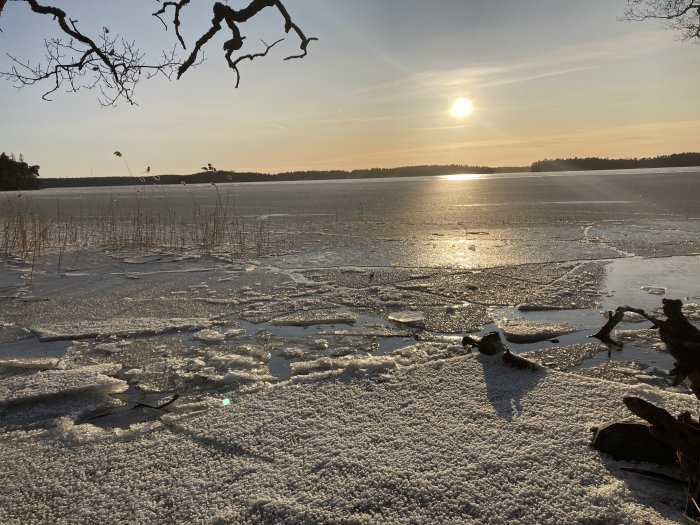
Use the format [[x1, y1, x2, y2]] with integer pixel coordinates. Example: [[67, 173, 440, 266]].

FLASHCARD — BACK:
[[153, 0, 191, 49], [623, 0, 700, 41], [176, 1, 317, 81], [0, 0, 316, 106]]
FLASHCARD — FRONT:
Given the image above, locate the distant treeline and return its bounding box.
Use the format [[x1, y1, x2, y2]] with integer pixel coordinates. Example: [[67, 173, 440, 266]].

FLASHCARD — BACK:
[[531, 152, 700, 172], [19, 151, 700, 190], [40, 164, 524, 188]]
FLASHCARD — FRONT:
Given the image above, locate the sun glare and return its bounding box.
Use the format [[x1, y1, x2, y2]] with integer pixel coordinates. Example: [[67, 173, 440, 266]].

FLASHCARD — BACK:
[[450, 98, 473, 119], [440, 174, 481, 181]]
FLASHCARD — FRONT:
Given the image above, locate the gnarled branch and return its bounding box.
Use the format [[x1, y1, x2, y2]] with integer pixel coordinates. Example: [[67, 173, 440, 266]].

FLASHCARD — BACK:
[[623, 0, 700, 41], [0, 0, 316, 105], [177, 0, 316, 81]]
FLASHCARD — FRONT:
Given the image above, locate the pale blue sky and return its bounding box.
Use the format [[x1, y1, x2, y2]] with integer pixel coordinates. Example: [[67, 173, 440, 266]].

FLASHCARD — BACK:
[[1, 1, 699, 178]]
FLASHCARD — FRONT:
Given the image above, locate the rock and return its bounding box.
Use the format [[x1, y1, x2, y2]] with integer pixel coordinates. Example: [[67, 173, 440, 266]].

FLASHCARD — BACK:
[[462, 332, 505, 356], [590, 421, 677, 465]]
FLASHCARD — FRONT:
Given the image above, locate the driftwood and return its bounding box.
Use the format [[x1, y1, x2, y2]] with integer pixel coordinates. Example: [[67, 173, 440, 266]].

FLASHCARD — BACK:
[[625, 396, 700, 519], [591, 306, 658, 344], [593, 299, 700, 520], [593, 299, 700, 394]]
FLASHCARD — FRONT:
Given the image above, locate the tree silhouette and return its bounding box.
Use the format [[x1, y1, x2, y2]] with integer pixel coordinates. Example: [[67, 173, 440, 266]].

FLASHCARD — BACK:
[[623, 0, 700, 41], [0, 152, 40, 191], [0, 1, 316, 106]]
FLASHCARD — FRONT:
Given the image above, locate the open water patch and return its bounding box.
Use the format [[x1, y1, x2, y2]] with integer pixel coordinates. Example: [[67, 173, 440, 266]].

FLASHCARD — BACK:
[[485, 255, 700, 381]]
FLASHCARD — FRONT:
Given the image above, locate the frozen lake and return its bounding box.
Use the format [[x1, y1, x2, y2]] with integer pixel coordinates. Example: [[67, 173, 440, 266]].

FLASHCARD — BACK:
[[1, 167, 700, 523]]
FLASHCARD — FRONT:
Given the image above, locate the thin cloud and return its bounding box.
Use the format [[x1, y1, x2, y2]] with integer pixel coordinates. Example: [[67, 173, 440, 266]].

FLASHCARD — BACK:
[[358, 30, 674, 99]]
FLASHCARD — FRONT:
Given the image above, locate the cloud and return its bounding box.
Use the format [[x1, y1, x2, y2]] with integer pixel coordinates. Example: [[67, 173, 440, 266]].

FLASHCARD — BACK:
[[358, 30, 674, 99]]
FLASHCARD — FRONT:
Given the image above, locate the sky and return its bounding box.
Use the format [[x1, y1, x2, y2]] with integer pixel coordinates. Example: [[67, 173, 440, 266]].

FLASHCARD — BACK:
[[1, 0, 699, 179]]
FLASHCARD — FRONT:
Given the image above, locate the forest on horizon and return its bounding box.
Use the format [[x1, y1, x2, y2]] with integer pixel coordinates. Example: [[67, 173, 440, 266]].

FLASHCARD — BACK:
[[3, 152, 700, 191]]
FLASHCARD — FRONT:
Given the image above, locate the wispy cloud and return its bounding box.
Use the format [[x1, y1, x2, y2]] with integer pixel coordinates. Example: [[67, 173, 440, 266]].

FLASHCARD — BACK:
[[357, 30, 674, 99]]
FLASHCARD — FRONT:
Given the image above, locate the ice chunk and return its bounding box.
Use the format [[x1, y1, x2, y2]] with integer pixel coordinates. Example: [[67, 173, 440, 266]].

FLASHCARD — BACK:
[[290, 355, 397, 378], [233, 345, 271, 362], [223, 370, 276, 384], [0, 364, 127, 405], [615, 311, 648, 324], [329, 347, 355, 357], [32, 318, 218, 341], [387, 311, 426, 327], [278, 347, 315, 360], [95, 342, 123, 354], [500, 321, 578, 343], [309, 339, 329, 351], [270, 310, 357, 326], [641, 286, 666, 296], [0, 357, 60, 369], [194, 329, 225, 343]]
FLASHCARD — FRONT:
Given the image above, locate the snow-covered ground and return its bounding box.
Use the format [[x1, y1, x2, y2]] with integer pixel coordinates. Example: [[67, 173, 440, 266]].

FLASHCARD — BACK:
[[0, 352, 694, 524]]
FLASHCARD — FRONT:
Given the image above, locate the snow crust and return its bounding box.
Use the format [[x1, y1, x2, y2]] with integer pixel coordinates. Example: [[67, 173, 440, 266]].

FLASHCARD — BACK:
[[0, 354, 692, 524]]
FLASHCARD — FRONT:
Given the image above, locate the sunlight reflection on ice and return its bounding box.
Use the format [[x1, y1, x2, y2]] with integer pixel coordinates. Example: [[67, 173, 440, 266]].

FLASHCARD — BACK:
[[439, 173, 481, 181]]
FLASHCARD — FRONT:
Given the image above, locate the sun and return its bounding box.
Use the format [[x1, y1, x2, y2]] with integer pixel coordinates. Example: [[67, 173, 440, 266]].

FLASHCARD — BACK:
[[450, 98, 473, 119]]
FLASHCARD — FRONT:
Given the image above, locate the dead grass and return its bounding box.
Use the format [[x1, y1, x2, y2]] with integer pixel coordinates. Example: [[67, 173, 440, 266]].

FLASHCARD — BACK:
[[0, 188, 285, 263]]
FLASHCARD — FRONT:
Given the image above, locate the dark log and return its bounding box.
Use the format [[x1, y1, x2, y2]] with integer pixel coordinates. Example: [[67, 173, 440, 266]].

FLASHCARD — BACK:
[[624, 397, 700, 462], [624, 395, 700, 520], [590, 421, 677, 464]]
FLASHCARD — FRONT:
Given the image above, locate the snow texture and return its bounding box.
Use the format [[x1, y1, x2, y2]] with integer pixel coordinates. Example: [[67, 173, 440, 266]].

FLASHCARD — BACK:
[[0, 354, 692, 524]]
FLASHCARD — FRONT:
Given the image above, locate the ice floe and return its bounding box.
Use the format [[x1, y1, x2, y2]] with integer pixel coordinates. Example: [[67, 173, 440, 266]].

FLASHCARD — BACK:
[[0, 364, 127, 405], [500, 320, 579, 343], [270, 310, 357, 326], [32, 317, 219, 341], [387, 310, 426, 327], [194, 329, 225, 343]]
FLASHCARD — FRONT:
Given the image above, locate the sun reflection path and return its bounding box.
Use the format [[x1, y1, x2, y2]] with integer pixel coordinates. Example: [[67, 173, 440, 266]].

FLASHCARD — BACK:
[[439, 174, 482, 181]]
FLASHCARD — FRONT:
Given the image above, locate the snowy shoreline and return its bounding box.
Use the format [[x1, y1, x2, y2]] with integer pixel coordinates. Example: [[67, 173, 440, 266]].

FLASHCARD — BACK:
[[0, 352, 694, 523]]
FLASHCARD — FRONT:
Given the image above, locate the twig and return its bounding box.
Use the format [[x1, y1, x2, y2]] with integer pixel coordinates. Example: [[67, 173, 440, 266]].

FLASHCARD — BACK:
[[620, 467, 685, 486]]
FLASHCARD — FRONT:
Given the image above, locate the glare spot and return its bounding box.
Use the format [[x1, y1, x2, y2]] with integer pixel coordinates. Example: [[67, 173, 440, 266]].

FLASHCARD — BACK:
[[450, 98, 473, 118], [440, 174, 481, 181]]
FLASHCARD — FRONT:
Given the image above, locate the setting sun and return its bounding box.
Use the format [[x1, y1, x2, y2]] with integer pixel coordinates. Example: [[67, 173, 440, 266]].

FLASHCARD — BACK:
[[450, 97, 473, 118]]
